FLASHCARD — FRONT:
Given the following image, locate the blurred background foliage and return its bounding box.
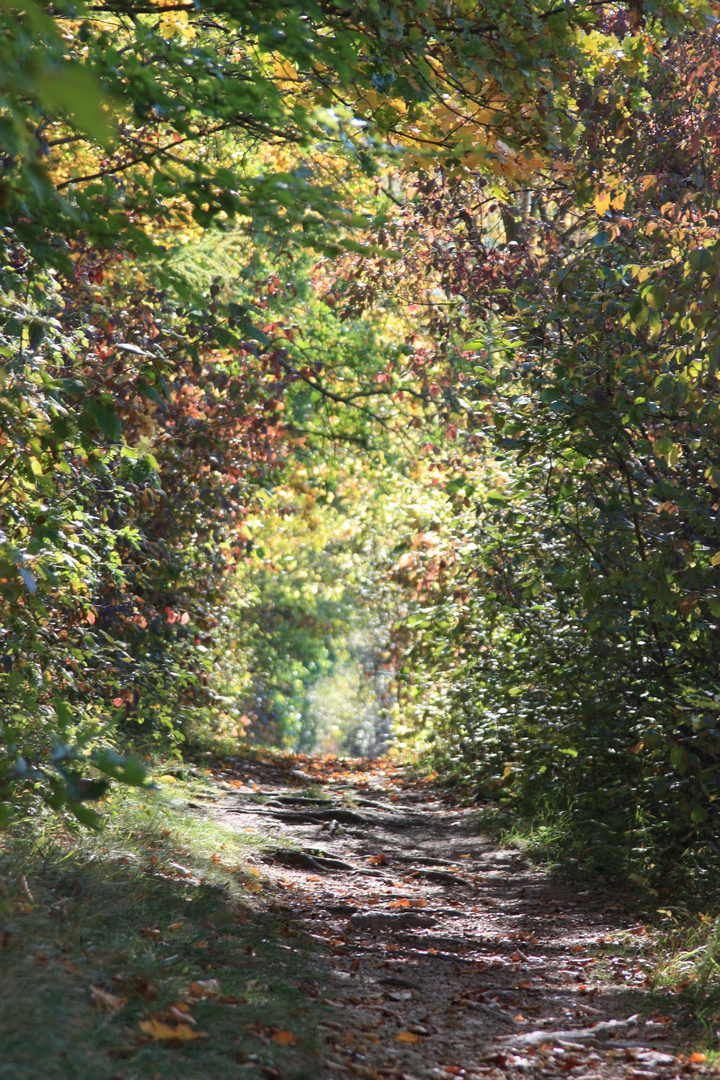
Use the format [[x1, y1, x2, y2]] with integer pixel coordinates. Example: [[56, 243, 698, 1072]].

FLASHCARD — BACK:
[[6, 0, 720, 885]]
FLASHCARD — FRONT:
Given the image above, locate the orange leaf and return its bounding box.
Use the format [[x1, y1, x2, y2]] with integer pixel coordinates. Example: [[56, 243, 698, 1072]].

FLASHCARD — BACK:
[[369, 853, 387, 866], [139, 1019, 207, 1042], [271, 1030, 297, 1045], [396, 1031, 420, 1043], [389, 899, 410, 909], [689, 1053, 707, 1064], [140, 927, 163, 941]]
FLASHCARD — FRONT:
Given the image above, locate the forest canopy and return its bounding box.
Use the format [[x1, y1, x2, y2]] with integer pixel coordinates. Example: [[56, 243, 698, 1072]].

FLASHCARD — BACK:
[[2, 0, 720, 879]]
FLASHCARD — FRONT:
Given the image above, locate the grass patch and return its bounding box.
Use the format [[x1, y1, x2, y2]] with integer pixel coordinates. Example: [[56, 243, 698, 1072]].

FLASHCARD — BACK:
[[0, 778, 326, 1080]]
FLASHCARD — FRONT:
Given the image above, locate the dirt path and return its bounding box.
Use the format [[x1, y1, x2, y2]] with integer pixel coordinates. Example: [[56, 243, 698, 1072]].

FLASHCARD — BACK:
[[199, 754, 703, 1080]]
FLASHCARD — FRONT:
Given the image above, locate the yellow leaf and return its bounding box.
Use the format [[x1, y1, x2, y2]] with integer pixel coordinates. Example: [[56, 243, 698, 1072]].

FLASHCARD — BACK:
[[139, 1018, 207, 1041], [711, 552, 720, 566], [396, 1031, 420, 1043], [594, 189, 611, 216], [271, 1029, 297, 1045], [626, 740, 644, 755]]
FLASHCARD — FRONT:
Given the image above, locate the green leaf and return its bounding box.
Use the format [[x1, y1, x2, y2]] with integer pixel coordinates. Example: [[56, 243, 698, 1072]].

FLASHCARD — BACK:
[[91, 748, 147, 786], [34, 65, 112, 146], [68, 801, 102, 829], [84, 398, 122, 441]]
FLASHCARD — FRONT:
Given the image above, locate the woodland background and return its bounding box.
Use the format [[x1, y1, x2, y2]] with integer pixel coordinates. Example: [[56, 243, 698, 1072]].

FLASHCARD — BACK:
[[3, 0, 720, 885]]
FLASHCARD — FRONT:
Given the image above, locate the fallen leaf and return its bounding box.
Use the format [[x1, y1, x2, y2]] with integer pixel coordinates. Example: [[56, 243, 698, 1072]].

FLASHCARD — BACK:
[[689, 1053, 707, 1064], [90, 985, 126, 1013], [369, 854, 387, 866], [169, 921, 184, 931], [271, 1029, 297, 1045], [190, 978, 221, 997], [139, 1018, 207, 1042], [396, 1031, 420, 1043], [389, 899, 410, 909], [168, 1004, 196, 1025], [112, 974, 157, 999], [139, 927, 163, 941]]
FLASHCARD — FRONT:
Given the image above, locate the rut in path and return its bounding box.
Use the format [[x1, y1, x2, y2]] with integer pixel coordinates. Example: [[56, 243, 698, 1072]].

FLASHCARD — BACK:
[[201, 756, 701, 1080]]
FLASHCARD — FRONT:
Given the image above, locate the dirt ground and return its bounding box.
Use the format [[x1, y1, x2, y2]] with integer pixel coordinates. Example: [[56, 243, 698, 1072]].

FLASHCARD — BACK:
[[197, 753, 710, 1080]]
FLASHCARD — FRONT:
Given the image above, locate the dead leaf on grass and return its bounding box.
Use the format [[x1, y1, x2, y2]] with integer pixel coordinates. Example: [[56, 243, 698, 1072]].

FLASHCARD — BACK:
[[190, 978, 221, 997], [139, 927, 163, 941], [270, 1029, 298, 1045], [90, 985, 126, 1013], [112, 974, 158, 999], [168, 1004, 196, 1025], [139, 1018, 207, 1042]]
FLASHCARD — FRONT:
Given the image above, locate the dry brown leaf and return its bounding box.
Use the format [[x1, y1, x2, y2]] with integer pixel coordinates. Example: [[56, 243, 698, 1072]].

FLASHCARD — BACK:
[[396, 1031, 420, 1043], [139, 927, 163, 941], [190, 978, 221, 997], [112, 974, 158, 1000], [368, 853, 387, 866], [90, 985, 126, 1013], [168, 1004, 196, 1025], [270, 1029, 297, 1045], [169, 921, 184, 931], [139, 1018, 207, 1042]]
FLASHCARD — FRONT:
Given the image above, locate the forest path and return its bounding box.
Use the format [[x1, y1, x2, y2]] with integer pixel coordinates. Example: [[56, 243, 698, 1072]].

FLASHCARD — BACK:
[[204, 754, 700, 1080]]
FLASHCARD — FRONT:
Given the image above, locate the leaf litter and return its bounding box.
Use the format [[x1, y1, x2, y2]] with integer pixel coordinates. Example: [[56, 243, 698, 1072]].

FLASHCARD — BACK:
[[206, 750, 720, 1080], [3, 749, 719, 1079]]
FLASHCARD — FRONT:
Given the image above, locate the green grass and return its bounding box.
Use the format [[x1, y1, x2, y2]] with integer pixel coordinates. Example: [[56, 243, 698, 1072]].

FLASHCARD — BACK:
[[0, 778, 326, 1080]]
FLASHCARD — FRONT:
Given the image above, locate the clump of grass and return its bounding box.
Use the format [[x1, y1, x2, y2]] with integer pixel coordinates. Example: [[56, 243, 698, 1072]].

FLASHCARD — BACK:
[[649, 912, 720, 1045], [0, 780, 325, 1080]]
